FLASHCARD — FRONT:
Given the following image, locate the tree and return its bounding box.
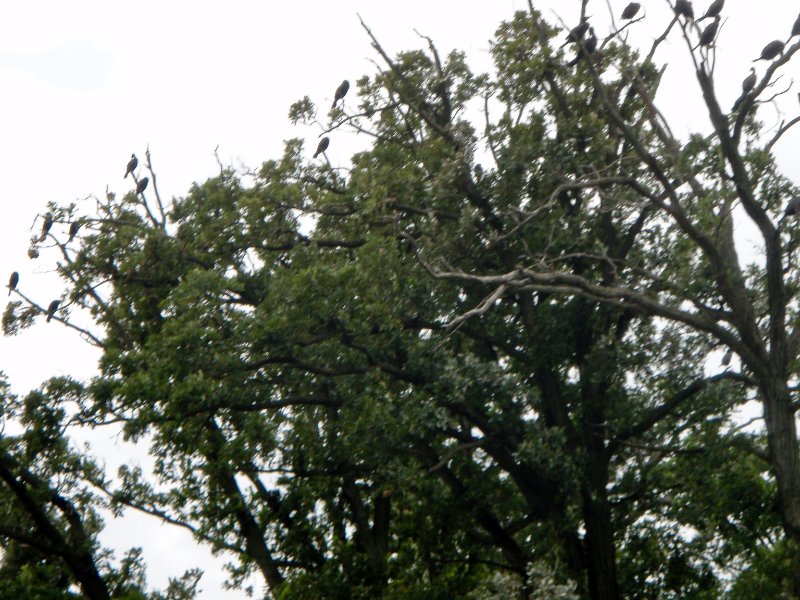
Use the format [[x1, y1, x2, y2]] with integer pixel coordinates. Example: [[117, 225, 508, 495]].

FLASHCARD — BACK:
[[4, 2, 797, 599]]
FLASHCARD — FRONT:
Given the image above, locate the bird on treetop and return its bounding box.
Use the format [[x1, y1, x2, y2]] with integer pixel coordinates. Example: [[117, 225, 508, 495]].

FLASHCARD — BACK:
[[674, 0, 694, 20], [698, 0, 723, 21], [784, 197, 800, 218], [125, 154, 138, 178], [332, 80, 350, 109], [314, 137, 330, 159], [67, 221, 81, 243], [46, 299, 60, 323], [561, 17, 591, 47], [732, 68, 757, 111], [695, 16, 720, 49], [39, 212, 53, 242], [621, 2, 642, 19], [136, 176, 149, 194], [7, 272, 18, 296], [568, 28, 597, 66], [621, 2, 640, 20], [754, 40, 784, 62]]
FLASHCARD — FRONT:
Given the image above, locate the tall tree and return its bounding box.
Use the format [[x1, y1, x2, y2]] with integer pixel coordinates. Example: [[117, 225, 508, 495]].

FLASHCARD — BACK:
[[4, 3, 794, 599]]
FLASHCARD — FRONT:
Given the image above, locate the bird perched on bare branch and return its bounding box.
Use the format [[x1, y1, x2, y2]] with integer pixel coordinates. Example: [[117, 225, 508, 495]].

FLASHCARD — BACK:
[[698, 0, 723, 21], [754, 40, 784, 62], [568, 28, 597, 66], [331, 80, 350, 109], [695, 16, 720, 49], [314, 137, 330, 158], [46, 299, 60, 322], [674, 0, 694, 20], [721, 347, 733, 366], [732, 68, 757, 111], [39, 213, 53, 242], [784, 197, 800, 218], [7, 272, 18, 296], [67, 221, 80, 243], [561, 17, 591, 47], [792, 14, 800, 38], [125, 154, 138, 178], [621, 2, 640, 20], [136, 177, 149, 194]]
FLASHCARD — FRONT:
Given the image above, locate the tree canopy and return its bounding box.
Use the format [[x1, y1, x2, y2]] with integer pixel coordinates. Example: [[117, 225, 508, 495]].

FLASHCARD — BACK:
[[3, 2, 800, 599]]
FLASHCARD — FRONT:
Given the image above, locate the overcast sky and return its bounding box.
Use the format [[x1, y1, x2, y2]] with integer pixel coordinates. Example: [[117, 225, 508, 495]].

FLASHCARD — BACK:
[[1, 1, 798, 597]]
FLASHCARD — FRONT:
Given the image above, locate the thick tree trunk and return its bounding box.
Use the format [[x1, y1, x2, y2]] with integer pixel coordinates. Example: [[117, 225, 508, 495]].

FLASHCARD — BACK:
[[761, 381, 800, 597], [582, 485, 619, 600]]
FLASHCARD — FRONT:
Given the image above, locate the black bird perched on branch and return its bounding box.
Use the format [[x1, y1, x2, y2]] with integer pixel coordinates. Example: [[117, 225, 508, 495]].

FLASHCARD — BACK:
[[568, 28, 597, 66], [46, 300, 60, 323], [313, 137, 330, 158], [754, 40, 784, 62], [674, 0, 694, 20], [67, 221, 80, 243], [7, 272, 18, 296], [621, 2, 640, 20], [784, 197, 800, 218], [561, 17, 591, 47], [136, 177, 149, 194], [721, 347, 733, 367], [331, 80, 350, 109], [732, 68, 757, 111], [124, 154, 138, 178], [39, 213, 53, 242], [698, 0, 723, 21], [695, 16, 720, 49], [792, 14, 800, 38]]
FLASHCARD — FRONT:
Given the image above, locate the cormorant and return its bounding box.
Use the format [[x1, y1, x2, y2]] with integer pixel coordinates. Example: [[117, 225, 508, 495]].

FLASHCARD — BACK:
[[674, 0, 694, 20], [136, 177, 149, 194], [732, 68, 756, 111], [784, 197, 800, 217], [721, 347, 733, 367], [39, 213, 53, 242], [561, 17, 591, 47], [7, 272, 18, 296], [313, 137, 330, 158], [125, 154, 138, 179], [332, 80, 350, 109], [568, 28, 597, 66], [46, 299, 60, 323], [754, 40, 784, 62], [621, 2, 641, 20], [698, 0, 723, 21], [67, 221, 80, 243], [696, 16, 720, 48]]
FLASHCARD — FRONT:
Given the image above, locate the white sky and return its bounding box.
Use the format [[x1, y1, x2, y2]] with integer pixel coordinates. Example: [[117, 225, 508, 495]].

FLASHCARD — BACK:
[[0, 1, 798, 597]]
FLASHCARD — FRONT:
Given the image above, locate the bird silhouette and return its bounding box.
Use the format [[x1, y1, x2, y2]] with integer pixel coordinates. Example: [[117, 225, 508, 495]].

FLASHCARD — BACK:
[[561, 17, 591, 47], [568, 28, 597, 66], [721, 347, 733, 366], [331, 80, 350, 109], [698, 0, 723, 21], [792, 14, 800, 38], [39, 213, 53, 242], [67, 221, 81, 243], [695, 16, 720, 49], [313, 137, 330, 158], [732, 68, 757, 111], [46, 300, 60, 323], [784, 197, 800, 218], [125, 154, 138, 178], [7, 272, 18, 296], [621, 2, 641, 20], [136, 177, 149, 194], [674, 0, 694, 19], [754, 40, 784, 62]]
